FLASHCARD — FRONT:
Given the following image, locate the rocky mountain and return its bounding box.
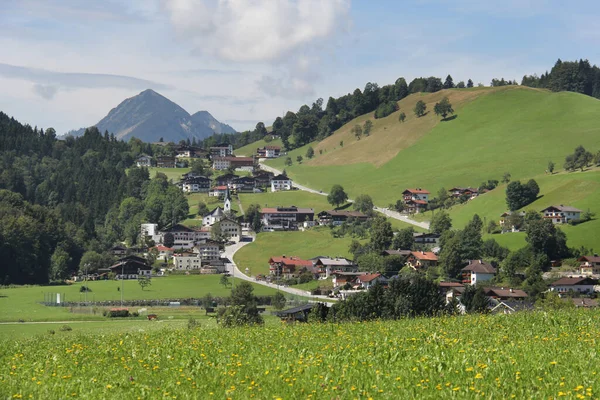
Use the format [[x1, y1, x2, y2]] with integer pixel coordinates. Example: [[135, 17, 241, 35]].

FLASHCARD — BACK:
[[65, 89, 235, 142]]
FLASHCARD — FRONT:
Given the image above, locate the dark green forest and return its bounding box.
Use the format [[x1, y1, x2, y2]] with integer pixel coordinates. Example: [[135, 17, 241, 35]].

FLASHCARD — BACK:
[[0, 112, 187, 284]]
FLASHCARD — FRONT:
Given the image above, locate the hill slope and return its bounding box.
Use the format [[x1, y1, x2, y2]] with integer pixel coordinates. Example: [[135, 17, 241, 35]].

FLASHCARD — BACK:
[[266, 87, 600, 204], [66, 89, 235, 142]]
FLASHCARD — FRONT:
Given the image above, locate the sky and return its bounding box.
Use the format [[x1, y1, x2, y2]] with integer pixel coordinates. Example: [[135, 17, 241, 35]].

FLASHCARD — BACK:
[[1, 0, 600, 134]]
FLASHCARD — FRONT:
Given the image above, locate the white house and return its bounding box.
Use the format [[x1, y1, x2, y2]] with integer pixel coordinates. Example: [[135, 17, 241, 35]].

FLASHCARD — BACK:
[[579, 255, 600, 275], [541, 205, 582, 224], [193, 240, 221, 261], [203, 207, 226, 226], [550, 277, 598, 294], [151, 245, 174, 261], [179, 176, 211, 193], [461, 260, 496, 285], [136, 155, 152, 167], [140, 223, 162, 244], [356, 273, 387, 289], [159, 224, 210, 249], [173, 252, 202, 270], [215, 218, 241, 240], [271, 174, 293, 192]]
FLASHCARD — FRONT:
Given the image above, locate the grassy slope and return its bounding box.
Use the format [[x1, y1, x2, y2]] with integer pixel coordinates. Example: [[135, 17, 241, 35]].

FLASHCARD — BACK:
[[0, 275, 277, 322], [233, 228, 359, 276], [265, 88, 600, 207], [147, 166, 190, 181]]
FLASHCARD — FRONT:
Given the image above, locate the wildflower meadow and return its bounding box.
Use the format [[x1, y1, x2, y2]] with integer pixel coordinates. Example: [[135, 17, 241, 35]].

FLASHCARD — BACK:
[[1, 309, 599, 399]]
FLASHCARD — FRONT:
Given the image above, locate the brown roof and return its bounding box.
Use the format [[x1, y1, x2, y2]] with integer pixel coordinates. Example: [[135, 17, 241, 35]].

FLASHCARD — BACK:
[[550, 277, 598, 286], [462, 260, 496, 274], [579, 256, 600, 263], [357, 273, 382, 283], [439, 282, 464, 288], [484, 287, 528, 298], [541, 205, 582, 213], [403, 188, 430, 194], [213, 156, 254, 162], [383, 250, 412, 257], [269, 256, 313, 267], [570, 298, 599, 307], [262, 207, 314, 214], [410, 251, 438, 261], [321, 210, 368, 218]]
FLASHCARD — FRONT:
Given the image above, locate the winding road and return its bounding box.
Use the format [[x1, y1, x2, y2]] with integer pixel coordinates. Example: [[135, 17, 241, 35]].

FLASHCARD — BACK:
[[259, 162, 430, 230]]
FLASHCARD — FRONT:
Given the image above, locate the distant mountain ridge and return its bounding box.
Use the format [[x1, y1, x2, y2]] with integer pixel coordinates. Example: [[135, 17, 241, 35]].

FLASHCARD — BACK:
[[65, 89, 235, 142]]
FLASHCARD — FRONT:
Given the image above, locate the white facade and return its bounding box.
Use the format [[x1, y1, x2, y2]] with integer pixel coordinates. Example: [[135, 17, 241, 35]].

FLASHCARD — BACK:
[[136, 156, 152, 167], [470, 272, 495, 285], [550, 284, 596, 293], [213, 158, 231, 170], [141, 223, 162, 243], [543, 210, 581, 224], [218, 219, 241, 240], [173, 253, 202, 270], [271, 178, 293, 192], [193, 243, 221, 261]]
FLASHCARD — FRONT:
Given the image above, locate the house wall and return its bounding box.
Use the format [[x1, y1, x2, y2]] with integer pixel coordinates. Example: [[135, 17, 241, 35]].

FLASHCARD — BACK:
[[551, 284, 596, 293], [472, 272, 495, 285]]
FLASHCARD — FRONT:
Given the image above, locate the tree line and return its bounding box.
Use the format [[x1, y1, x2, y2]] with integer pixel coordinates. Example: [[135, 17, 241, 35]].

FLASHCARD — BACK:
[[521, 58, 600, 99]]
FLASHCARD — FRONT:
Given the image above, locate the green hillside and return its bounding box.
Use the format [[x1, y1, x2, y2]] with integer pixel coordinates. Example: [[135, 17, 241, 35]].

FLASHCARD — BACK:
[[265, 87, 600, 205], [236, 138, 282, 157]]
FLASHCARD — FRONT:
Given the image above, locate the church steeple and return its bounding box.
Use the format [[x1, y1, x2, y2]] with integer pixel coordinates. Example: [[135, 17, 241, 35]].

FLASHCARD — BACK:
[[224, 186, 232, 213]]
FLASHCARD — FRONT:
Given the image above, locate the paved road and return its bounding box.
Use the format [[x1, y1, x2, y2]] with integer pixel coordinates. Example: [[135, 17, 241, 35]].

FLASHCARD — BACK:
[[259, 162, 430, 230], [222, 236, 334, 302]]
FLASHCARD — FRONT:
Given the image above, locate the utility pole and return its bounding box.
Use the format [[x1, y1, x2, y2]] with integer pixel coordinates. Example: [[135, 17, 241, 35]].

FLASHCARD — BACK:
[[121, 263, 124, 306], [84, 263, 90, 304]]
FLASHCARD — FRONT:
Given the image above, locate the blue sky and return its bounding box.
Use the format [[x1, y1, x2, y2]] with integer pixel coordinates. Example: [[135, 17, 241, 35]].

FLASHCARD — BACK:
[[1, 0, 600, 134]]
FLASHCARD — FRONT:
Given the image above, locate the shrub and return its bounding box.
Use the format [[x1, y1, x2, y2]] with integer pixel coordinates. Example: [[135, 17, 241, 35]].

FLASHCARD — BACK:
[[79, 286, 92, 293], [374, 101, 399, 119], [48, 329, 55, 335], [187, 317, 199, 330], [132, 312, 139, 317], [59, 325, 72, 332], [107, 308, 130, 318]]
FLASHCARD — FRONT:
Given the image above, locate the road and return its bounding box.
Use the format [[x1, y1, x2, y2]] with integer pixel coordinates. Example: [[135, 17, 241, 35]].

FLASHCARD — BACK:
[[259, 162, 430, 230], [221, 236, 334, 302]]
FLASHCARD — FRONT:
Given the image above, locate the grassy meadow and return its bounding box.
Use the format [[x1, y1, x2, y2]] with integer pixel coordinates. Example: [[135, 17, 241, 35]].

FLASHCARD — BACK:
[[2, 309, 600, 399], [233, 228, 358, 276], [0, 275, 277, 322], [265, 88, 600, 208], [236, 138, 283, 157]]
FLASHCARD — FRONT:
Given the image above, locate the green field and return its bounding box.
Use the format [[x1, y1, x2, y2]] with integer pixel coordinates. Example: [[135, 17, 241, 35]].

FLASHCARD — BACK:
[[265, 88, 600, 208], [0, 275, 277, 322], [234, 228, 358, 276], [239, 190, 333, 213], [146, 166, 190, 182], [236, 138, 282, 157], [3, 309, 600, 399]]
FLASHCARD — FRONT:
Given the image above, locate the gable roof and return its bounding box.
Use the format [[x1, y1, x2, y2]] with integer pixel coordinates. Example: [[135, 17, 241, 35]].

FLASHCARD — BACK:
[[314, 257, 354, 267], [462, 260, 496, 274], [579, 256, 600, 263], [484, 287, 528, 298], [271, 174, 291, 181], [357, 273, 383, 283], [319, 210, 368, 218], [550, 277, 598, 286], [269, 256, 313, 267], [153, 245, 174, 252], [439, 281, 464, 288], [541, 205, 583, 213], [403, 188, 430, 195], [204, 206, 224, 218], [410, 251, 438, 261], [382, 249, 412, 257]]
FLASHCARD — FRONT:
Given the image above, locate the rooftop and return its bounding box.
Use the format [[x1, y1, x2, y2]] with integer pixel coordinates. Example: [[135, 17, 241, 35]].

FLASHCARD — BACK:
[[462, 260, 497, 274]]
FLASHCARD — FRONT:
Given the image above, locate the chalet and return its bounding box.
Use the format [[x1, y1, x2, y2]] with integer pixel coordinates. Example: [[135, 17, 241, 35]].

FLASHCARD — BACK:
[[406, 251, 438, 270], [257, 145, 281, 158], [217, 218, 242, 240], [403, 188, 430, 202], [268, 256, 313, 278], [151, 245, 174, 260], [331, 271, 366, 288], [570, 298, 599, 308], [136, 155, 152, 167], [439, 282, 465, 304], [461, 260, 496, 285], [215, 173, 239, 187], [110, 245, 127, 257], [317, 210, 369, 226], [193, 239, 221, 261], [357, 273, 387, 289], [484, 287, 528, 300], [213, 156, 255, 171], [176, 145, 200, 158], [156, 155, 176, 168], [261, 206, 315, 230], [449, 187, 479, 199], [550, 277, 598, 294], [254, 171, 274, 187], [160, 224, 209, 248], [489, 299, 535, 314], [579, 255, 600, 275], [140, 223, 162, 244], [210, 144, 234, 158], [109, 255, 152, 279], [179, 176, 211, 193], [203, 206, 226, 226], [413, 232, 440, 245], [231, 176, 256, 192], [499, 211, 526, 232], [173, 252, 202, 270], [541, 205, 582, 224], [271, 174, 293, 192], [312, 257, 357, 278], [210, 185, 229, 197], [381, 249, 412, 258]]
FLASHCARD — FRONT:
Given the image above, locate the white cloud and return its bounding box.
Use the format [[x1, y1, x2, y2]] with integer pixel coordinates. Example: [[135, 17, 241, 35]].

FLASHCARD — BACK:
[[164, 0, 350, 62]]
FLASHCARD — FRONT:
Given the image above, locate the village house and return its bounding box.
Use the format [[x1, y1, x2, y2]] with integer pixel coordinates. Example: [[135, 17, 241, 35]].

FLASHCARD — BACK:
[[413, 232, 441, 245], [254, 171, 274, 187], [140, 223, 162, 244], [484, 287, 528, 301], [541, 205, 582, 224], [499, 211, 526, 232], [176, 145, 200, 158], [172, 252, 202, 270], [402, 188, 430, 214], [357, 273, 387, 289], [210, 185, 229, 197], [261, 206, 315, 230], [136, 155, 152, 167], [406, 251, 438, 270], [156, 155, 176, 168], [151, 245, 174, 260], [257, 145, 281, 158], [268, 256, 313, 279], [215, 173, 239, 187], [159, 224, 210, 248], [216, 218, 242, 240], [202, 206, 226, 226], [193, 240, 221, 261], [550, 277, 598, 294], [231, 176, 256, 192], [178, 176, 211, 193], [109, 255, 152, 279], [381, 249, 412, 258], [271, 174, 293, 192], [317, 210, 369, 226], [311, 257, 358, 279], [439, 282, 466, 304], [210, 144, 234, 158], [461, 260, 496, 285], [110, 245, 127, 257], [212, 156, 255, 172], [331, 271, 365, 288], [449, 187, 479, 200], [579, 255, 600, 275]]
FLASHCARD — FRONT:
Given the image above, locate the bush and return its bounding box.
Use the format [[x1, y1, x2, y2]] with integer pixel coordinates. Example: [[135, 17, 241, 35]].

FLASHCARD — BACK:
[[79, 285, 92, 293], [59, 325, 72, 332], [187, 317, 199, 330], [107, 308, 130, 318], [374, 101, 399, 119], [48, 329, 55, 335], [132, 312, 139, 317]]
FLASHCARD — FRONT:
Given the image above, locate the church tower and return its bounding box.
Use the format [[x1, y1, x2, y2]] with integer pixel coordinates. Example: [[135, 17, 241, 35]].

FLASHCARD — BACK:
[[224, 186, 232, 213]]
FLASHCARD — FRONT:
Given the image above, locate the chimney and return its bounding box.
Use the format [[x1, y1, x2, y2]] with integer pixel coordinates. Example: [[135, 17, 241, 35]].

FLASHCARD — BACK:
[[479, 259, 483, 264], [509, 288, 514, 293]]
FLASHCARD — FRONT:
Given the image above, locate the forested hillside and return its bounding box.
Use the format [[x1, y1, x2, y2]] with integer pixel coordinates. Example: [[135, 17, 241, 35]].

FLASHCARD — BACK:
[[0, 112, 187, 285]]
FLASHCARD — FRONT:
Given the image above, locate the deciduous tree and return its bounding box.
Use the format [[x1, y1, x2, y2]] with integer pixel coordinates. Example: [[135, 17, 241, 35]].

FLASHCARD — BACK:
[[414, 100, 427, 117], [327, 185, 348, 208]]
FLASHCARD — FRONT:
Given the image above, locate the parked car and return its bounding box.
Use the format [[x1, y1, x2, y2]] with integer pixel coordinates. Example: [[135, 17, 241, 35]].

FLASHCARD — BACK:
[[253, 188, 263, 193]]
